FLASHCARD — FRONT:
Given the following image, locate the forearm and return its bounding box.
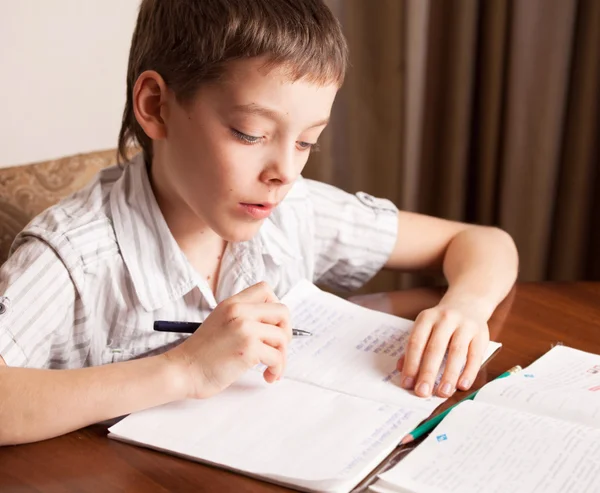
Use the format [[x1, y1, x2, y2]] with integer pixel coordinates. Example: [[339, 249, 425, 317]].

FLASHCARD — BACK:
[[441, 227, 518, 319], [0, 353, 188, 445]]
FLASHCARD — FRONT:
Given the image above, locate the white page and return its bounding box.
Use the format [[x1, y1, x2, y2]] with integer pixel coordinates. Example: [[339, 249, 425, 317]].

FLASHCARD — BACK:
[[109, 281, 500, 492], [283, 280, 501, 408], [376, 400, 600, 493], [110, 371, 428, 493], [475, 345, 600, 428], [369, 484, 405, 493]]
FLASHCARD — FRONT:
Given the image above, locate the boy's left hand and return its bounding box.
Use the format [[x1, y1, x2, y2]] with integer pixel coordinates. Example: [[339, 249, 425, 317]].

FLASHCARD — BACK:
[[397, 302, 490, 398]]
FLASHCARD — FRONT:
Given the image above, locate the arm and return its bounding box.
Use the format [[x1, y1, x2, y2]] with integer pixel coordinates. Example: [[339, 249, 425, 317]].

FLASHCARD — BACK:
[[0, 352, 186, 445], [0, 282, 291, 446], [385, 211, 518, 397]]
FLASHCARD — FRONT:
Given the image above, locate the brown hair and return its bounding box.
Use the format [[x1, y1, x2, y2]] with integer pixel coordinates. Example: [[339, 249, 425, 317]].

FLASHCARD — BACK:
[[118, 0, 348, 164]]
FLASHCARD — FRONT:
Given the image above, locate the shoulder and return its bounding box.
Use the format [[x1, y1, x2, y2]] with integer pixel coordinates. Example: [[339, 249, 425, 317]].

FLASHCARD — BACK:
[[273, 177, 348, 217], [282, 176, 347, 202], [12, 165, 124, 280], [278, 177, 397, 221], [22, 164, 122, 235]]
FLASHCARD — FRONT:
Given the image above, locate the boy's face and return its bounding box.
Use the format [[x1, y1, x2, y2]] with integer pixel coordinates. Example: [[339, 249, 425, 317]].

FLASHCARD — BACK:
[[153, 57, 338, 243]]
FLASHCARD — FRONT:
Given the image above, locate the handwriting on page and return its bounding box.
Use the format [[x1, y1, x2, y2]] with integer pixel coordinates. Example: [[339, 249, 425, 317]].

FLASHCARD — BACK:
[[379, 400, 600, 493], [339, 406, 415, 476], [355, 324, 408, 358], [289, 311, 408, 366], [286, 295, 410, 383], [110, 371, 427, 488], [478, 346, 600, 428], [282, 284, 441, 408], [286, 301, 351, 360]]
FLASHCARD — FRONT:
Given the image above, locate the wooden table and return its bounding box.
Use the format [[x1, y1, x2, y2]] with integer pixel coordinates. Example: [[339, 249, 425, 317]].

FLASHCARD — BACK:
[[2, 283, 600, 493]]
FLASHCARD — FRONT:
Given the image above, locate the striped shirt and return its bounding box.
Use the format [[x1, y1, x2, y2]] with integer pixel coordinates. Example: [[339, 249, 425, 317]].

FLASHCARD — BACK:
[[0, 154, 398, 369]]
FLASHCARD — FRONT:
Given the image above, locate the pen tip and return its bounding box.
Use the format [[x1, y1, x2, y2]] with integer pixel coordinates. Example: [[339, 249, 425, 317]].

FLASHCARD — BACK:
[[293, 329, 312, 336]]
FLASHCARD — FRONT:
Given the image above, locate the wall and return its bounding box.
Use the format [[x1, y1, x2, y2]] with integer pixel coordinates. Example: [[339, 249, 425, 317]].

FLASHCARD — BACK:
[[0, 0, 139, 167]]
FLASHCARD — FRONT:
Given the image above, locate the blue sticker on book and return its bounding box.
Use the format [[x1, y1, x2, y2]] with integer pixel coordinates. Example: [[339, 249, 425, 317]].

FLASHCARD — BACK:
[[436, 434, 447, 442], [524, 374, 535, 378]]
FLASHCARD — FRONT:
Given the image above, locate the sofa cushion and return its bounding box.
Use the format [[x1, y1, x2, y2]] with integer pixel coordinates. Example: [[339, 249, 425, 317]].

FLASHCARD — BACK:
[[0, 149, 118, 264]]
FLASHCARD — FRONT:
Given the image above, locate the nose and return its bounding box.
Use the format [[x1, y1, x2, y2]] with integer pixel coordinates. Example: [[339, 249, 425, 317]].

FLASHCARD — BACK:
[[259, 146, 298, 185]]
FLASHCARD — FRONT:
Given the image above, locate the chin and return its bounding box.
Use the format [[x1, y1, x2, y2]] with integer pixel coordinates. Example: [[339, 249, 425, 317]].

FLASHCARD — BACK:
[[219, 222, 263, 243]]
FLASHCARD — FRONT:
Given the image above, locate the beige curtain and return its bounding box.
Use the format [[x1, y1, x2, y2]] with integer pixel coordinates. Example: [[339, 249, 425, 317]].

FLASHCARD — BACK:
[[306, 0, 600, 293]]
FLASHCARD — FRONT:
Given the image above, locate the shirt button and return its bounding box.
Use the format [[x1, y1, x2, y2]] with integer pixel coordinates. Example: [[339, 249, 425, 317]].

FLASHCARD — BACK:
[[0, 297, 8, 315]]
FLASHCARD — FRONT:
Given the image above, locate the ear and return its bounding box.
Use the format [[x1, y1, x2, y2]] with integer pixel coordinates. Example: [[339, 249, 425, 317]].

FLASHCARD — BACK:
[[133, 70, 169, 141]]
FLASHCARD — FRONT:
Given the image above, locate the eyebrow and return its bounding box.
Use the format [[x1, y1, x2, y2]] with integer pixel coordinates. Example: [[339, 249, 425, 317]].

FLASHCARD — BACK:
[[232, 103, 330, 129]]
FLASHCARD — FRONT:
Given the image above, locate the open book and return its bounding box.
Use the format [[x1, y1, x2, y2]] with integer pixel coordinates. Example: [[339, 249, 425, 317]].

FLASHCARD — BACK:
[[371, 345, 600, 493], [108, 280, 501, 493]]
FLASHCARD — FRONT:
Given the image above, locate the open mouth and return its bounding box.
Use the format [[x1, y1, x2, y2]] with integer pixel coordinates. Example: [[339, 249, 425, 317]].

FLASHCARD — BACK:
[[241, 203, 272, 209], [239, 202, 275, 219]]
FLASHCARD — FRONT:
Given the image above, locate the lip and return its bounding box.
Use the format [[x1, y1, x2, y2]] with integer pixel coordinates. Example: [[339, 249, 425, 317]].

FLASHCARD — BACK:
[[239, 202, 276, 220]]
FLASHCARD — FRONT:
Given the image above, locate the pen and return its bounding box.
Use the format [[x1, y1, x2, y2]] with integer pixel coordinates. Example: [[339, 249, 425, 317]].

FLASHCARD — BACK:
[[400, 365, 522, 444], [154, 320, 312, 337]]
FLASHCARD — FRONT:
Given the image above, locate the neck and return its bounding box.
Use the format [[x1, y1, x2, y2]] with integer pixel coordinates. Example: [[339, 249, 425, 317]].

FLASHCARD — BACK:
[[148, 156, 225, 255]]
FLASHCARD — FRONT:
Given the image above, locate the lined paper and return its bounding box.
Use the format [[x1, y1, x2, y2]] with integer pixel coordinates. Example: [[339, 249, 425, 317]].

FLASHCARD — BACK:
[[476, 345, 600, 427], [109, 280, 501, 493], [376, 400, 600, 493]]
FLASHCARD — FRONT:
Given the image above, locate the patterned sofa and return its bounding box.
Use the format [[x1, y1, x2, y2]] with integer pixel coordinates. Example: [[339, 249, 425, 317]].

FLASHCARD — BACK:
[[0, 149, 118, 264]]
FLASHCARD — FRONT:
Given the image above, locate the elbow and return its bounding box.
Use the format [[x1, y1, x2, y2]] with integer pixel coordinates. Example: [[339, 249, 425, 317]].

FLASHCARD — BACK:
[[481, 226, 519, 275], [487, 226, 517, 249], [491, 226, 518, 254]]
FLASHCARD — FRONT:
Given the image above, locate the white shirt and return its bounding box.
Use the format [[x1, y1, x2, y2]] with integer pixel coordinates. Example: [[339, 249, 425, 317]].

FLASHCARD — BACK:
[[0, 154, 398, 369]]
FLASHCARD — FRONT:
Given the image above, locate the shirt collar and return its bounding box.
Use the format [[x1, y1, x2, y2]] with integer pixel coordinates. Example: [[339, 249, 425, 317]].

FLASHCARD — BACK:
[[110, 154, 197, 312], [257, 217, 302, 266], [256, 178, 305, 265]]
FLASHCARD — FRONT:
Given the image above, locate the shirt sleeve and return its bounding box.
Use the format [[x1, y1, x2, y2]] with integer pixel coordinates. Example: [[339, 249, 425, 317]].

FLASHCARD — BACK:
[[306, 179, 399, 291], [0, 237, 77, 368]]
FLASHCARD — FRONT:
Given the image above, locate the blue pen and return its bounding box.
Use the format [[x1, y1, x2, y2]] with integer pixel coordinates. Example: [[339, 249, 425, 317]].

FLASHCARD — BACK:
[[154, 320, 312, 337]]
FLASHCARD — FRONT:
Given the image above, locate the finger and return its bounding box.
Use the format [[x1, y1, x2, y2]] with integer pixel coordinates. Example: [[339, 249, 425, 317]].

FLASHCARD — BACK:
[[396, 353, 405, 372], [457, 330, 489, 390], [437, 329, 472, 397], [236, 302, 292, 332], [253, 303, 292, 339], [254, 322, 291, 352], [414, 317, 458, 397], [226, 281, 279, 304], [258, 343, 286, 383], [400, 312, 435, 389], [221, 302, 293, 340]]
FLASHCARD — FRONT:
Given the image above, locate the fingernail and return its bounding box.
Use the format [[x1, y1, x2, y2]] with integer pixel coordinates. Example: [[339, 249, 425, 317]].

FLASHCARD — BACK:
[[459, 378, 470, 389], [416, 382, 430, 395], [440, 382, 452, 396], [401, 376, 414, 389]]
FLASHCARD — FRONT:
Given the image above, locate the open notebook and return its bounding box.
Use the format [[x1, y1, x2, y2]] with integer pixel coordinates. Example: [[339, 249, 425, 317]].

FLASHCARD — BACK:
[[371, 345, 600, 493], [108, 280, 501, 493]]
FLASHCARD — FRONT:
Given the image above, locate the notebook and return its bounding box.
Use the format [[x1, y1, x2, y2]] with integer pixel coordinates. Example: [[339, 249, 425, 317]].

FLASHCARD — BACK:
[[108, 280, 501, 493], [370, 345, 600, 493]]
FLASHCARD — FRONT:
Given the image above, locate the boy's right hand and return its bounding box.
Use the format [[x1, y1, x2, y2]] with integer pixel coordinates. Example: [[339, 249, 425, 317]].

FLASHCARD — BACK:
[[166, 282, 292, 399]]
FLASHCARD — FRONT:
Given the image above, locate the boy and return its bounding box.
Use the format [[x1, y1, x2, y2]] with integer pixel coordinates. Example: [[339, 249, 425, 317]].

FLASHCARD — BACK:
[[0, 0, 518, 446]]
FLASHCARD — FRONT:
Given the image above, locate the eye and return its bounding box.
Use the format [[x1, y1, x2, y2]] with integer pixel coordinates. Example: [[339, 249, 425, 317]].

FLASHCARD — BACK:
[[297, 141, 320, 152], [231, 129, 263, 145]]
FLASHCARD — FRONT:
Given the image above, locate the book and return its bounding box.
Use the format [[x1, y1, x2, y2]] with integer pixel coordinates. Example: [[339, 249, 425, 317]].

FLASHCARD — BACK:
[[108, 280, 501, 493], [370, 345, 600, 493]]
